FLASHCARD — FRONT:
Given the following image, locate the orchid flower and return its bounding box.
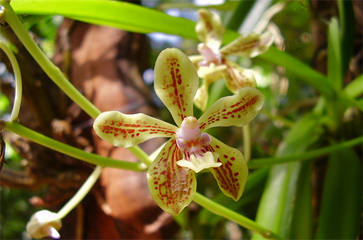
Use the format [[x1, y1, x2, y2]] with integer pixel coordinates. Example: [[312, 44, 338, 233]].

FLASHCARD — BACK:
[[190, 9, 274, 111], [93, 48, 264, 215], [26, 210, 62, 239]]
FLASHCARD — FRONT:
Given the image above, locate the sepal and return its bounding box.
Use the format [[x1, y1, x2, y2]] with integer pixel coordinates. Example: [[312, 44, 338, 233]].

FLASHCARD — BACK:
[[147, 139, 197, 215]]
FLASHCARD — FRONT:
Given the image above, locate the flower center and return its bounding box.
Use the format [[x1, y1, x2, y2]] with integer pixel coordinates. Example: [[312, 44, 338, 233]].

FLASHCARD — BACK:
[[197, 43, 222, 66], [175, 117, 221, 172]]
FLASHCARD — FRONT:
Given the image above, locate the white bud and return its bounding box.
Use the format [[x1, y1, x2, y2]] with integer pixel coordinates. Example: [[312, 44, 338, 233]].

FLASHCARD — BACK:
[[26, 210, 62, 239]]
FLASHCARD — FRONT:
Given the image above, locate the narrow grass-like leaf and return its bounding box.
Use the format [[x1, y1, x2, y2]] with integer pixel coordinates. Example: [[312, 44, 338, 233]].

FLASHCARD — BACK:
[[327, 17, 343, 91], [289, 162, 313, 239], [225, 0, 256, 31], [315, 147, 361, 239], [10, 0, 197, 38], [337, 0, 355, 78], [344, 74, 363, 99], [258, 47, 335, 100], [252, 114, 322, 239]]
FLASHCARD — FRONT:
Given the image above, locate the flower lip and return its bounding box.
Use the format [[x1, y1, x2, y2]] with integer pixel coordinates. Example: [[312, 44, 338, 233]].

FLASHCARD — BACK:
[[197, 43, 222, 66], [176, 116, 201, 142]]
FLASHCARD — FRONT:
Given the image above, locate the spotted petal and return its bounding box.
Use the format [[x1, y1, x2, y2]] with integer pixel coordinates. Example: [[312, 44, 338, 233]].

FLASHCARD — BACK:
[[154, 48, 199, 127], [207, 136, 248, 201], [198, 87, 264, 131], [93, 111, 177, 148], [222, 58, 257, 94], [196, 9, 225, 52], [147, 139, 197, 215], [220, 32, 274, 58]]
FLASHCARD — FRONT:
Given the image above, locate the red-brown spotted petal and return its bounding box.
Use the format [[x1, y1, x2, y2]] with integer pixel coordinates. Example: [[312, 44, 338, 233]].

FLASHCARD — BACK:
[[219, 32, 274, 58], [147, 139, 197, 215], [222, 58, 257, 94], [196, 9, 225, 52], [154, 48, 199, 127], [93, 111, 177, 148], [198, 87, 264, 131], [207, 136, 248, 201]]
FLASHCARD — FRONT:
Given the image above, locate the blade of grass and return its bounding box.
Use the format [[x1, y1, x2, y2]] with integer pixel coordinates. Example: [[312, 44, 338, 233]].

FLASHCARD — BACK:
[[337, 0, 355, 78], [258, 47, 335, 100], [327, 17, 343, 91], [344, 74, 363, 99], [252, 113, 322, 239], [10, 0, 197, 39], [248, 136, 363, 168], [289, 162, 313, 239], [225, 0, 256, 31], [315, 147, 361, 239]]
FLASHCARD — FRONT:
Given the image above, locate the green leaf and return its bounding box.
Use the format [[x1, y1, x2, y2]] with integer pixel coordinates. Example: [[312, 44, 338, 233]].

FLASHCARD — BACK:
[[289, 162, 313, 239], [337, 0, 355, 78], [327, 17, 343, 91], [252, 113, 322, 239], [10, 0, 197, 38], [315, 147, 361, 239], [258, 47, 335, 100], [344, 74, 363, 99], [225, 0, 256, 31]]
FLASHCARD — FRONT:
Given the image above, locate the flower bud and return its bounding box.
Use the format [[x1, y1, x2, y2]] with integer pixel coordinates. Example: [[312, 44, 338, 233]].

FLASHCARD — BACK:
[[26, 210, 62, 239]]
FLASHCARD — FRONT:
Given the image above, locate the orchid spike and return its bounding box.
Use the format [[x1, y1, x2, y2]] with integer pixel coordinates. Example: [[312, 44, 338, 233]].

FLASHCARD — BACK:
[[26, 210, 62, 239], [191, 9, 274, 111], [93, 48, 264, 215]]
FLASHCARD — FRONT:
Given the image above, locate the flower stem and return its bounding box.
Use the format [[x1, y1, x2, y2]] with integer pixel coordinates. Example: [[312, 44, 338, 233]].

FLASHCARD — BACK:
[[193, 193, 282, 239], [128, 146, 153, 167], [248, 136, 363, 168], [57, 165, 103, 219], [1, 0, 100, 118], [0, 40, 22, 122], [4, 122, 146, 171], [242, 124, 251, 162], [1, 0, 151, 166]]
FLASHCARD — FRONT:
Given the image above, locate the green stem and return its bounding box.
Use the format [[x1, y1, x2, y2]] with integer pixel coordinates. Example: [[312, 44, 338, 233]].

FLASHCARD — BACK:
[[1, 0, 149, 166], [193, 193, 282, 239], [57, 165, 103, 218], [128, 145, 153, 167], [248, 136, 363, 168], [0, 40, 22, 122], [261, 109, 294, 128], [243, 124, 251, 162], [1, 1, 100, 118], [5, 122, 146, 171]]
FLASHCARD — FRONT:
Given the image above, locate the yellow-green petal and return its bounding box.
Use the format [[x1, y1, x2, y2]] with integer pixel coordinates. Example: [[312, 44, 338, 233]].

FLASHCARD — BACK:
[[196, 9, 225, 52], [222, 58, 257, 93], [219, 32, 274, 58], [198, 87, 264, 131], [147, 139, 197, 216], [154, 48, 199, 127], [93, 111, 177, 148], [208, 136, 248, 201]]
